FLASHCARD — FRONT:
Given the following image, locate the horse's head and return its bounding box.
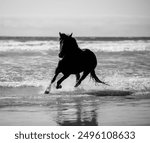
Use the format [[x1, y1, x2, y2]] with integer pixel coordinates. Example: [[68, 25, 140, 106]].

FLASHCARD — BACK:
[[59, 32, 77, 58]]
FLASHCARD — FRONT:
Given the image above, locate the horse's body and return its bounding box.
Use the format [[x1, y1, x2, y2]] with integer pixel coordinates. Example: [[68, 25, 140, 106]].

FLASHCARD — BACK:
[[58, 48, 97, 74], [45, 33, 108, 94]]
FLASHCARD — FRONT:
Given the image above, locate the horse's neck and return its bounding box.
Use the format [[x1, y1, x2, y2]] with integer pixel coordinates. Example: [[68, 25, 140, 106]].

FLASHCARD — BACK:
[[74, 46, 82, 53], [66, 46, 82, 58]]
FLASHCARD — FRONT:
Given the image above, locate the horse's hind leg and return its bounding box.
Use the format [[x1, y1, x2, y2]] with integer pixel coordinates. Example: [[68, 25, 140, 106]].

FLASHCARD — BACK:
[[56, 74, 69, 89], [75, 71, 89, 87]]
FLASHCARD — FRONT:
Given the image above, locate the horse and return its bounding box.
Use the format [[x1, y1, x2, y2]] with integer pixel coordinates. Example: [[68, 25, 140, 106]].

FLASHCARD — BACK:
[[44, 32, 108, 94]]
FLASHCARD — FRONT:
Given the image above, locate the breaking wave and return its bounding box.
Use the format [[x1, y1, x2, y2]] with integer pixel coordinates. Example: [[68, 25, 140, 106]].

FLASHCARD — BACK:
[[0, 39, 150, 53]]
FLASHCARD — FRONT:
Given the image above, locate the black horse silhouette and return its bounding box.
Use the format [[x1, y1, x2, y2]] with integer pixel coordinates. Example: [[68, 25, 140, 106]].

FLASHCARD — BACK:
[[45, 32, 108, 94]]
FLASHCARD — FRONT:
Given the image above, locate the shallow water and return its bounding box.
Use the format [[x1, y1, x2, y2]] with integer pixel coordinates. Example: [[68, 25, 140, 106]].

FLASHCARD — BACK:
[[0, 87, 150, 126], [0, 37, 150, 125]]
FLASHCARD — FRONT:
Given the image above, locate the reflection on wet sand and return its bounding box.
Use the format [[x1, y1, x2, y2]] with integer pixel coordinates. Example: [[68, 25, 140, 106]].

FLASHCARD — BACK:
[[56, 96, 98, 126], [54, 90, 133, 126]]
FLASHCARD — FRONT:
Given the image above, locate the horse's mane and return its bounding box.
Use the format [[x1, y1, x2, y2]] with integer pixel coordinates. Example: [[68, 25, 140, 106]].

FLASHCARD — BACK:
[[69, 37, 80, 49]]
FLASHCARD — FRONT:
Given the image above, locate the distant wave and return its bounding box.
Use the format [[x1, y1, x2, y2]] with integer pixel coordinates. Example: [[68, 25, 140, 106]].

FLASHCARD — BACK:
[[0, 40, 58, 52], [0, 36, 150, 41], [79, 40, 150, 52], [0, 39, 150, 53]]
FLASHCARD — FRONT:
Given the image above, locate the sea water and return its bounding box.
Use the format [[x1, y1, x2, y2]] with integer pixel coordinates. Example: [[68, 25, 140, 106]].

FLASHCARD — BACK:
[[0, 37, 150, 125], [0, 37, 150, 90]]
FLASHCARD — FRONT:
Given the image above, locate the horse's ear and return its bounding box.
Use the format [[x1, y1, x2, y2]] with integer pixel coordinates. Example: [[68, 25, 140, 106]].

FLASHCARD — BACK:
[[69, 33, 73, 37], [59, 32, 62, 37]]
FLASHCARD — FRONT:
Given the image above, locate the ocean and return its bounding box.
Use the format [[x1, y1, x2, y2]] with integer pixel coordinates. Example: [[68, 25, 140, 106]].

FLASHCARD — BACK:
[[0, 36, 150, 125]]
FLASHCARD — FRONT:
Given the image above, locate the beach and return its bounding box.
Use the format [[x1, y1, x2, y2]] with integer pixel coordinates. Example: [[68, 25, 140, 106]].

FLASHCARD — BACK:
[[0, 37, 150, 125]]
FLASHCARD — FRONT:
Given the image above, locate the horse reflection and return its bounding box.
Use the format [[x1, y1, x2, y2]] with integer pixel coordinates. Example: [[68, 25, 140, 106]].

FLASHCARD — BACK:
[[56, 97, 98, 126]]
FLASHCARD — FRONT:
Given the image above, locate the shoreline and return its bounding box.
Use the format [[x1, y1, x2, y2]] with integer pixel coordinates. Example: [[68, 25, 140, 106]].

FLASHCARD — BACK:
[[0, 87, 150, 126]]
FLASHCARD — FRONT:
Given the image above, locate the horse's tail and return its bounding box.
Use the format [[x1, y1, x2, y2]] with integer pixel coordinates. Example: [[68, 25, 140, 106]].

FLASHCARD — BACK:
[[90, 70, 109, 86]]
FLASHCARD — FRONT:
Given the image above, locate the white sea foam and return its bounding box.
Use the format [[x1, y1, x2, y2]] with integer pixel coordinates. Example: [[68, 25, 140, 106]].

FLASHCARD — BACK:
[[0, 40, 150, 53], [0, 75, 149, 93], [0, 40, 58, 52], [79, 40, 150, 52], [0, 80, 47, 88]]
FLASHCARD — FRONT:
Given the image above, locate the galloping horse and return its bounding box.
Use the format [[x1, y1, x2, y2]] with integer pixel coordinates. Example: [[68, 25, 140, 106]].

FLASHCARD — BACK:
[[45, 32, 108, 94]]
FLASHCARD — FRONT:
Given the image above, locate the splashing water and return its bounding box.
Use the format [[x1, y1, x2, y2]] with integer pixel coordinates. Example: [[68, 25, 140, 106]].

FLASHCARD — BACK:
[[0, 37, 150, 94]]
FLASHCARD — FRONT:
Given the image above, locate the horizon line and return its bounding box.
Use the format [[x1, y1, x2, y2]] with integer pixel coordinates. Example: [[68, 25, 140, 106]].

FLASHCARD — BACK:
[[0, 35, 150, 38]]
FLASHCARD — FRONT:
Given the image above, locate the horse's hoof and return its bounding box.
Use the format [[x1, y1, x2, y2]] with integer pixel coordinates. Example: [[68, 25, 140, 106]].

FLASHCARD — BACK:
[[44, 90, 49, 94], [56, 85, 62, 89]]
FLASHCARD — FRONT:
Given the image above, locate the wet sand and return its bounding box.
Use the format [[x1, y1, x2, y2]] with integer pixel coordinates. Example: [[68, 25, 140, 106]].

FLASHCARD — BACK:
[[0, 87, 150, 126]]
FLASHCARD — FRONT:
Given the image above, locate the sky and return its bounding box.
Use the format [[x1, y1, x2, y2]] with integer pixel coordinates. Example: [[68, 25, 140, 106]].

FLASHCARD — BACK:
[[0, 0, 150, 37]]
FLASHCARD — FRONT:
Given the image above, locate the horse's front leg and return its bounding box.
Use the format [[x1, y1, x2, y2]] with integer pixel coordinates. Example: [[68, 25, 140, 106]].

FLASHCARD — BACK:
[[44, 73, 58, 94], [56, 74, 69, 89], [44, 68, 60, 94], [75, 73, 80, 84]]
